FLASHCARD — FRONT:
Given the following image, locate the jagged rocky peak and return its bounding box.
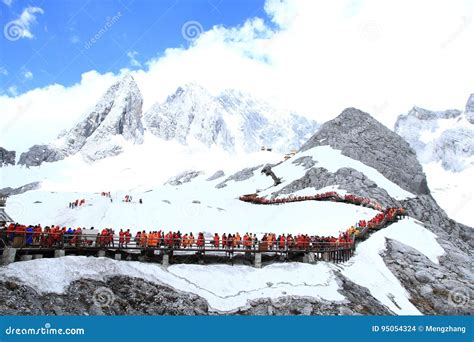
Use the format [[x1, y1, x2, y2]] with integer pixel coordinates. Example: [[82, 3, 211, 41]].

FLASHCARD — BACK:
[[465, 93, 474, 113], [144, 82, 233, 148], [465, 94, 474, 124], [394, 97, 474, 172], [144, 83, 318, 153], [0, 147, 16, 167], [300, 107, 429, 195], [18, 74, 144, 167], [406, 106, 462, 121]]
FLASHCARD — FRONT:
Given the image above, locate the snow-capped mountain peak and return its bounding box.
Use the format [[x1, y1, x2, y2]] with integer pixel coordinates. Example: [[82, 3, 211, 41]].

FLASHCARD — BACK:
[[394, 96, 474, 172], [18, 74, 144, 166], [144, 84, 319, 153]]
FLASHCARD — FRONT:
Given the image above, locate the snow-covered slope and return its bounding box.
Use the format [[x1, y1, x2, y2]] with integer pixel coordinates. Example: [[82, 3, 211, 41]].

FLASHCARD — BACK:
[[394, 95, 474, 225], [7, 142, 416, 234], [0, 218, 445, 314], [394, 100, 473, 172], [2, 107, 471, 316], [422, 162, 474, 227], [144, 83, 318, 153], [18, 74, 144, 166]]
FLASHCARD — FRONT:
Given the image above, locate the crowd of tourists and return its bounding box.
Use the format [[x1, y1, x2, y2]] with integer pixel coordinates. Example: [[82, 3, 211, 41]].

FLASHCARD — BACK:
[[1, 192, 405, 251]]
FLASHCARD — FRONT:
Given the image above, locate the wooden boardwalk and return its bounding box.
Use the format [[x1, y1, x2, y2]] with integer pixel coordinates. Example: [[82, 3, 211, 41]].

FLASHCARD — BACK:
[[0, 191, 406, 267]]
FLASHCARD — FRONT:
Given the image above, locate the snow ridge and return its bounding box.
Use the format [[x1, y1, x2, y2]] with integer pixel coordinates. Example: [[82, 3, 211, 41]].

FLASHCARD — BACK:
[[144, 83, 319, 153], [18, 74, 144, 166], [394, 98, 474, 172]]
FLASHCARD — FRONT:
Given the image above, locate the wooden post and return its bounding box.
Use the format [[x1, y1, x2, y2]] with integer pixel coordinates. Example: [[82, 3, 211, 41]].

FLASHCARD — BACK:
[[54, 250, 65, 258], [20, 255, 33, 261], [1, 247, 16, 265], [162, 253, 169, 267], [254, 253, 262, 268]]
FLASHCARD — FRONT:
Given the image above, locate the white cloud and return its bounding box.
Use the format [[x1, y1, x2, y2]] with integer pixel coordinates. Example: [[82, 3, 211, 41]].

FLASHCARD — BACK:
[[0, 67, 8, 76], [2, 0, 14, 7], [11, 6, 44, 39], [127, 51, 141, 67], [1, 0, 473, 152], [0, 71, 117, 150], [70, 35, 80, 44], [22, 69, 33, 80], [7, 86, 18, 96]]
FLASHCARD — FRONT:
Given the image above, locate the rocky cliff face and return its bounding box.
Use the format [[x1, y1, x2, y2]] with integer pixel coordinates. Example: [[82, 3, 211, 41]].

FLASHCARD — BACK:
[[465, 93, 474, 117], [277, 108, 472, 314], [144, 84, 318, 153], [394, 98, 474, 172], [18, 75, 144, 167], [0, 147, 16, 167], [0, 272, 393, 316], [300, 107, 429, 195]]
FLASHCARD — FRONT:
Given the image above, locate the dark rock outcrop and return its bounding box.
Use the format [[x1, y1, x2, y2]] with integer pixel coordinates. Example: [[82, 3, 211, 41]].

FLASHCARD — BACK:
[[0, 272, 393, 316], [275, 107, 472, 315], [384, 239, 473, 315], [300, 108, 429, 195], [0, 147, 15, 166], [0, 276, 208, 315], [216, 165, 263, 189], [206, 170, 225, 181], [0, 181, 41, 196], [165, 170, 203, 186], [274, 166, 398, 209], [18, 145, 65, 167], [18, 74, 144, 167]]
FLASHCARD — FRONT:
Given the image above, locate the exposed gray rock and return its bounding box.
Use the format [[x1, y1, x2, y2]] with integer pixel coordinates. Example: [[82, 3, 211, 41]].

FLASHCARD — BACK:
[[300, 107, 429, 195], [215, 165, 262, 189], [292, 156, 316, 169], [18, 75, 144, 167], [394, 100, 473, 172], [384, 239, 473, 315], [238, 272, 393, 315], [206, 170, 225, 181], [274, 166, 398, 208], [165, 170, 202, 186], [18, 145, 65, 167], [465, 94, 474, 115], [0, 147, 15, 166], [144, 83, 318, 153], [0, 276, 208, 315], [0, 272, 393, 316], [274, 107, 472, 315], [0, 181, 41, 196]]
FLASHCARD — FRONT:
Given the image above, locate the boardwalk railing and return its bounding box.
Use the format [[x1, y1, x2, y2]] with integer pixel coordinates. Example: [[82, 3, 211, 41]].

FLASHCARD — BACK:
[[0, 231, 355, 255], [0, 192, 406, 265]]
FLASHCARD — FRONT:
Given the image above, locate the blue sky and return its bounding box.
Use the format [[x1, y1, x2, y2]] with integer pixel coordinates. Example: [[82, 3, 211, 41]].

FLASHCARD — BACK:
[[1, 0, 473, 152], [1, 0, 267, 95]]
